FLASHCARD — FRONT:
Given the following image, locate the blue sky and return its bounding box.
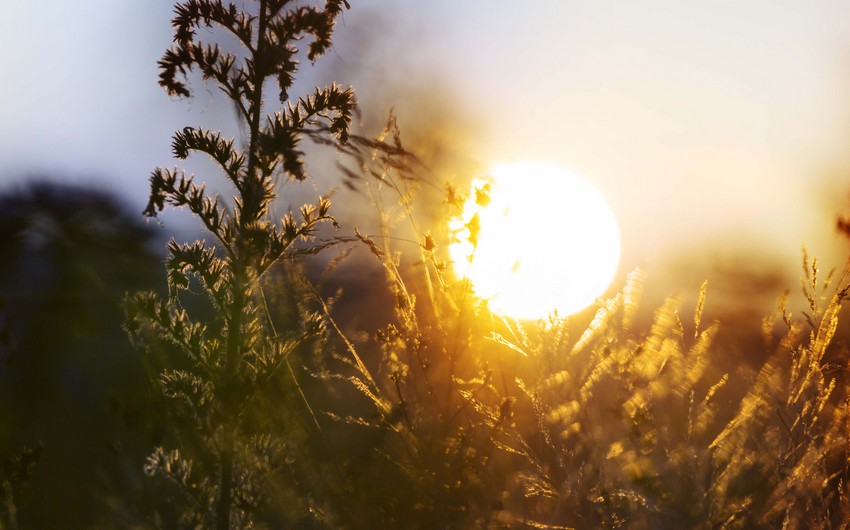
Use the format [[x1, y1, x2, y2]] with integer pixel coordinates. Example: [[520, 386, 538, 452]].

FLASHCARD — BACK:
[[3, 1, 850, 295], [1, 2, 171, 197]]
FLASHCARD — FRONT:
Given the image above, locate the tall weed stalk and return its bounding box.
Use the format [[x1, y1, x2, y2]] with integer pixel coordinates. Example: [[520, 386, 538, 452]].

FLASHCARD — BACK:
[[123, 1, 352, 527]]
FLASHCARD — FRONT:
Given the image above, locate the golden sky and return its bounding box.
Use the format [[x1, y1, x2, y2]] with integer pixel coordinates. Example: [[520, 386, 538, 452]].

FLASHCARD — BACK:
[[330, 1, 850, 302]]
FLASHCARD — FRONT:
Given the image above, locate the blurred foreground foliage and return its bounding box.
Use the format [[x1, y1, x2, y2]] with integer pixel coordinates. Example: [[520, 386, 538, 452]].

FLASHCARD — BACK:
[[0, 181, 163, 528]]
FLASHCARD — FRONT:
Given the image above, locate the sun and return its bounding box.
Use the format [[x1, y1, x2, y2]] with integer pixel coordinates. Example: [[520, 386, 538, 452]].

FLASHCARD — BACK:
[[448, 163, 621, 320]]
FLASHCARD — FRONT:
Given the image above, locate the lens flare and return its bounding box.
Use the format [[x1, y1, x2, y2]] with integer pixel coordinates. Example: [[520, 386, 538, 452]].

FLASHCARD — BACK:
[[449, 163, 621, 319]]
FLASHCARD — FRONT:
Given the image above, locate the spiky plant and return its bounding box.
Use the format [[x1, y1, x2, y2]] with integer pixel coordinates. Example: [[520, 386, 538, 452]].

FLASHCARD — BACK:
[[123, 1, 353, 527], [706, 256, 850, 529]]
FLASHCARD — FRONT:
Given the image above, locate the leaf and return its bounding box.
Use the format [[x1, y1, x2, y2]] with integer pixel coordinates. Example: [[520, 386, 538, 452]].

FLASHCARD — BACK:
[[171, 127, 245, 182]]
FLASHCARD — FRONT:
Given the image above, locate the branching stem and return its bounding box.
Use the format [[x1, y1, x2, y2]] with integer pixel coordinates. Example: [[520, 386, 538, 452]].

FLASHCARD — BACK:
[[215, 0, 269, 524]]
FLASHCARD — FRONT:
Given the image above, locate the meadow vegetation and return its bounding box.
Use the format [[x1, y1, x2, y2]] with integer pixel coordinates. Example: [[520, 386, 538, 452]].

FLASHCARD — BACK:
[[302, 122, 850, 529], [4, 1, 849, 528], [125, 1, 850, 528]]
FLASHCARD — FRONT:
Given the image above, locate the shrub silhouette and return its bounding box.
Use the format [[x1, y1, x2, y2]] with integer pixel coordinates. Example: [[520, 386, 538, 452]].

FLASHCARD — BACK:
[[123, 1, 355, 527]]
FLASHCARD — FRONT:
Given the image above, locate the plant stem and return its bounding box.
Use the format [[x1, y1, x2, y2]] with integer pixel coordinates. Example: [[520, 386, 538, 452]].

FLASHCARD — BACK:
[[216, 271, 244, 529], [215, 0, 269, 525], [243, 0, 269, 226], [215, 440, 235, 530]]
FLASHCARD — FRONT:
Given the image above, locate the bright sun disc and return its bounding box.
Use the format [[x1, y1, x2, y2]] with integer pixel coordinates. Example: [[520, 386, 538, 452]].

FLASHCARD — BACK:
[[448, 163, 621, 319]]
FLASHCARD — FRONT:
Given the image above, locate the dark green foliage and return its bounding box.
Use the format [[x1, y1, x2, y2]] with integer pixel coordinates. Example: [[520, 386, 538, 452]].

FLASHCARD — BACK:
[[0, 443, 42, 530], [0, 181, 162, 528], [126, 0, 353, 527]]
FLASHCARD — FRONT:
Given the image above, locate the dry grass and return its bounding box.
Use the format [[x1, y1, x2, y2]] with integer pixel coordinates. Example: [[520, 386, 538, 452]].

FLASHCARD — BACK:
[[300, 118, 850, 529]]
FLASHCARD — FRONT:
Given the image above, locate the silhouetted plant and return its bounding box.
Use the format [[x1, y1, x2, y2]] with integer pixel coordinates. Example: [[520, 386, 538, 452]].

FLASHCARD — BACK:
[[302, 118, 566, 528], [124, 1, 353, 527]]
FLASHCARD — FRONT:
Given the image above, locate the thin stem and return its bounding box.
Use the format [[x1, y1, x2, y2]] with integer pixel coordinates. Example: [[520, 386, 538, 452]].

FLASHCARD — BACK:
[[215, 2, 269, 526], [216, 271, 244, 530], [241, 0, 270, 227], [259, 283, 323, 431], [215, 440, 235, 530]]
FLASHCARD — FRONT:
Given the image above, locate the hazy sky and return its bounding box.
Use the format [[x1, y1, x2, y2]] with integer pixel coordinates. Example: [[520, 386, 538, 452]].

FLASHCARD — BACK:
[[3, 1, 850, 302]]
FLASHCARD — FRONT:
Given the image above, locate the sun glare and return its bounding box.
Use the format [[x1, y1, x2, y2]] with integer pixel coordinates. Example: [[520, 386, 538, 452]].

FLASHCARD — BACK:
[[449, 163, 621, 320]]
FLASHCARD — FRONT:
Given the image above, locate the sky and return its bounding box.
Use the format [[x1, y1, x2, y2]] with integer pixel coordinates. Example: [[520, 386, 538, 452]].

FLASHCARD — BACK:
[[3, 1, 850, 311]]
